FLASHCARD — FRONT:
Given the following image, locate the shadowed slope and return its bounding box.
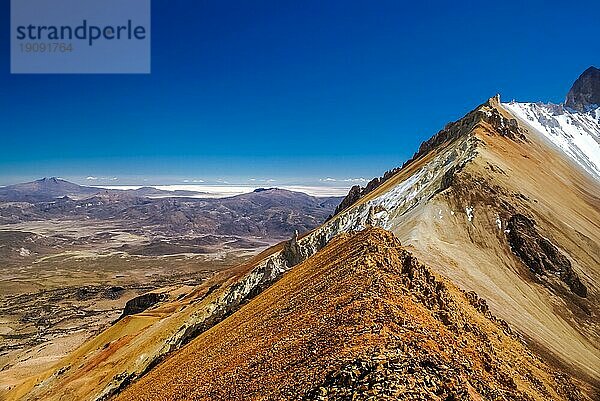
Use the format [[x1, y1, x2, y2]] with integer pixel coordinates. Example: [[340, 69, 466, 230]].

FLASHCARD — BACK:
[[116, 228, 588, 401]]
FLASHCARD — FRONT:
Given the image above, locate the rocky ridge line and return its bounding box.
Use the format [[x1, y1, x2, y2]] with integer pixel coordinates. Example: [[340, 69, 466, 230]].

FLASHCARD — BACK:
[[331, 96, 526, 220], [302, 230, 585, 401]]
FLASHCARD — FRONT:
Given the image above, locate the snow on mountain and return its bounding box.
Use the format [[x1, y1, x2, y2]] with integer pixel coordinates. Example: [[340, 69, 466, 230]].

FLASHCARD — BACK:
[[503, 101, 600, 180]]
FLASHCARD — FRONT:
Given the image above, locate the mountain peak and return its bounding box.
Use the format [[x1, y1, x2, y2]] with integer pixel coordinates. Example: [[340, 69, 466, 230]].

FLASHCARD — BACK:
[[0, 177, 101, 202], [565, 66, 600, 111], [37, 177, 76, 187], [39, 177, 65, 185]]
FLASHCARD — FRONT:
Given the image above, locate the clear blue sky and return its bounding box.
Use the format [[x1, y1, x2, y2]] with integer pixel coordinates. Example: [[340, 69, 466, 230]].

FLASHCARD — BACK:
[[1, 0, 598, 186]]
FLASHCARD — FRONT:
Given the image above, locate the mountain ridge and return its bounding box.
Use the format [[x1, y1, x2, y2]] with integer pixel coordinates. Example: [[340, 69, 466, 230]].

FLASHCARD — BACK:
[[116, 228, 589, 401], [6, 68, 600, 400], [331, 94, 527, 218]]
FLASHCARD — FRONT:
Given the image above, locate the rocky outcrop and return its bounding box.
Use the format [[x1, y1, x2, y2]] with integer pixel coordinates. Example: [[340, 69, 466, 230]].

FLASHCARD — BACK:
[[303, 347, 583, 401], [281, 230, 306, 267], [330, 168, 402, 218], [565, 66, 600, 112], [118, 293, 166, 320], [331, 185, 362, 217], [480, 106, 526, 140], [507, 214, 587, 297]]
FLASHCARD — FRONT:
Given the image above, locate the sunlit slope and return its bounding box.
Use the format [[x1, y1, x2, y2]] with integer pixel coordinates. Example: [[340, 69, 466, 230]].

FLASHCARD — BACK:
[[8, 96, 599, 400], [116, 228, 589, 401], [407, 102, 600, 383], [3, 244, 290, 401], [321, 96, 600, 384]]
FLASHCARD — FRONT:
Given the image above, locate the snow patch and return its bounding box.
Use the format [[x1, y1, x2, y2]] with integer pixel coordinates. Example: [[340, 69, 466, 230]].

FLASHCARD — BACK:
[[503, 101, 600, 180], [466, 206, 474, 222]]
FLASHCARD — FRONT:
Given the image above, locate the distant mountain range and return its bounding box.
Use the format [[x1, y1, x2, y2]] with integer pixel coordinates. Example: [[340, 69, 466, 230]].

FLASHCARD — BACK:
[[0, 177, 207, 202], [0, 178, 343, 239]]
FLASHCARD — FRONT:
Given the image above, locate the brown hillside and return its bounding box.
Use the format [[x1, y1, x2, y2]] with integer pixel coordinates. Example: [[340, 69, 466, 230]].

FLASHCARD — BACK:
[[116, 228, 588, 401]]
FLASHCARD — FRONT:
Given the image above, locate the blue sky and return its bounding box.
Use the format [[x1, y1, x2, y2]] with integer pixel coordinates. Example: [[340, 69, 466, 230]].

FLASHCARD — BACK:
[[1, 0, 598, 186]]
